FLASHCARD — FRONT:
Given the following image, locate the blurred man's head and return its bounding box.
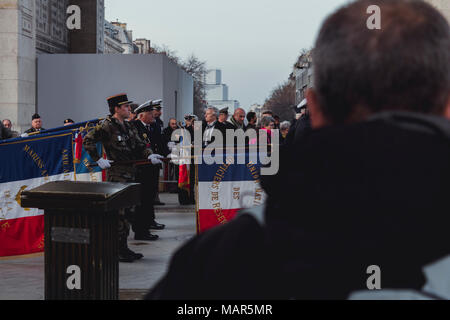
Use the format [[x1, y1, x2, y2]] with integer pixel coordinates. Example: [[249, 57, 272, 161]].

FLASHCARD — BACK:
[[138, 109, 155, 125], [169, 118, 178, 130], [3, 119, 12, 129], [218, 107, 229, 123], [246, 112, 257, 125], [233, 108, 246, 125], [129, 104, 139, 121], [205, 107, 219, 124], [31, 114, 42, 130], [308, 0, 450, 128]]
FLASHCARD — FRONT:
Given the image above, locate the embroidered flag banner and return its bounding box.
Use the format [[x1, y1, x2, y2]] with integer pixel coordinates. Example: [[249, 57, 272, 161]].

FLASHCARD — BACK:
[[196, 154, 267, 233], [0, 120, 103, 257], [0, 131, 74, 257]]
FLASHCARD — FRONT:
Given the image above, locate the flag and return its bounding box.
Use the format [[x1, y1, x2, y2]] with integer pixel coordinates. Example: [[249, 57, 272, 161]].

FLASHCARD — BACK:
[[0, 119, 103, 257], [196, 153, 267, 233], [0, 131, 74, 257]]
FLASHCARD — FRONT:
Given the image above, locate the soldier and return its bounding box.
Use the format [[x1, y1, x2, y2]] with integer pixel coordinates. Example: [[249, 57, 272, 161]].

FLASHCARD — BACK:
[[148, 100, 170, 205], [130, 100, 166, 237], [83, 93, 164, 262], [24, 113, 45, 134]]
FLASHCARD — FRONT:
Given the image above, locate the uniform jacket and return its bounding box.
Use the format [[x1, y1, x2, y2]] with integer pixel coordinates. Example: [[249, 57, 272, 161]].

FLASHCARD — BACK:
[[149, 117, 170, 156], [147, 111, 450, 299], [83, 115, 151, 181], [24, 127, 46, 134]]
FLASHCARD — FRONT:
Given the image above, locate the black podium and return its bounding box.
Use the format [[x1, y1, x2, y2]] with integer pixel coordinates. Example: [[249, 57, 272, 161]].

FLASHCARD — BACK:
[[21, 181, 140, 300]]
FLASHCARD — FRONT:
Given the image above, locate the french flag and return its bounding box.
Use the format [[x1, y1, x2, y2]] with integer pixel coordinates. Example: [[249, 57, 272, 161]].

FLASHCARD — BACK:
[[0, 122, 103, 257], [196, 154, 267, 233]]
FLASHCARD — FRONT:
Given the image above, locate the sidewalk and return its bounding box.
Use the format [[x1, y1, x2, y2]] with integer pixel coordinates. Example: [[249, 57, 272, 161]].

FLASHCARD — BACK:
[[0, 193, 196, 300]]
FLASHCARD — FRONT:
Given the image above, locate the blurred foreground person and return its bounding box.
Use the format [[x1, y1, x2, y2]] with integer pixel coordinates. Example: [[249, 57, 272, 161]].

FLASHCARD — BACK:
[[147, 0, 450, 299]]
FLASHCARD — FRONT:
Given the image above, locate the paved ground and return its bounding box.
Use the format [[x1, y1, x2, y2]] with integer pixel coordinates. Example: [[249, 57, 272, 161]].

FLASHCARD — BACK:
[[0, 193, 196, 300]]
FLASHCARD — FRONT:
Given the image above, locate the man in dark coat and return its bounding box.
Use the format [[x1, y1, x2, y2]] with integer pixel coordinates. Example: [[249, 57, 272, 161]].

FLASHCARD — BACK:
[[130, 101, 166, 238], [202, 106, 227, 148], [0, 121, 12, 140], [149, 100, 170, 205], [24, 114, 45, 134], [147, 0, 450, 299]]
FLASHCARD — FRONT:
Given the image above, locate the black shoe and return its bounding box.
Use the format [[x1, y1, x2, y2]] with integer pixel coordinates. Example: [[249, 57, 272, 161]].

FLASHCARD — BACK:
[[154, 201, 165, 205], [134, 232, 159, 241], [149, 222, 165, 230], [125, 247, 143, 260], [119, 249, 136, 263]]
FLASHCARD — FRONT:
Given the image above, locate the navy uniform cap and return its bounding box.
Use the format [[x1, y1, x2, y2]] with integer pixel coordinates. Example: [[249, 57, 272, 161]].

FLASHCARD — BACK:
[[32, 113, 41, 120], [135, 100, 155, 114], [219, 107, 229, 114], [151, 99, 163, 109]]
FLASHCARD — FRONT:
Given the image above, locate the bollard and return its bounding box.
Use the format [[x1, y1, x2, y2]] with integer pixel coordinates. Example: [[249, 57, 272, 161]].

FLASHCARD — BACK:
[[20, 181, 140, 300]]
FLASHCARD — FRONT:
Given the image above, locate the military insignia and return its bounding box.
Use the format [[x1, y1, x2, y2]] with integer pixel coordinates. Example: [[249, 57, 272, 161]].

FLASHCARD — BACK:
[[143, 133, 148, 139]]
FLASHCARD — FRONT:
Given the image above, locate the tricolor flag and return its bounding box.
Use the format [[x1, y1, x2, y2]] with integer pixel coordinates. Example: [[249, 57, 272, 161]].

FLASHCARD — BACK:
[[196, 154, 267, 233], [0, 120, 103, 257]]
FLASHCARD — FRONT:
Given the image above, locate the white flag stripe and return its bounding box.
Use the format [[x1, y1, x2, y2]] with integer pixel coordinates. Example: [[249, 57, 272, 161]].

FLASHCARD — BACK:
[[198, 181, 266, 210], [0, 173, 75, 221]]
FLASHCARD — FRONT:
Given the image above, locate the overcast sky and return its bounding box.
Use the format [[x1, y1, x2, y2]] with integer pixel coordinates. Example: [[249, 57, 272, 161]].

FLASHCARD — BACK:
[[105, 0, 349, 110]]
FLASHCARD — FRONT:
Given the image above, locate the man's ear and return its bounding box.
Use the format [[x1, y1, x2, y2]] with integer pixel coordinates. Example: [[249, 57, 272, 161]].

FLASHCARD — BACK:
[[306, 89, 328, 129]]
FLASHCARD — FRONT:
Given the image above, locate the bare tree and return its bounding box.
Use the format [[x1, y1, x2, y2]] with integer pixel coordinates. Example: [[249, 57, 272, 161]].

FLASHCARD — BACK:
[[181, 54, 207, 118], [263, 81, 296, 121], [148, 45, 208, 119]]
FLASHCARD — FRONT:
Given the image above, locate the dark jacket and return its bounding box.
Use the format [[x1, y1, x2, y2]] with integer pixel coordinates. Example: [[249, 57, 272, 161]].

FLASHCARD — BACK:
[[147, 111, 450, 299], [285, 113, 311, 146], [24, 127, 46, 134], [201, 120, 227, 147], [149, 117, 170, 156]]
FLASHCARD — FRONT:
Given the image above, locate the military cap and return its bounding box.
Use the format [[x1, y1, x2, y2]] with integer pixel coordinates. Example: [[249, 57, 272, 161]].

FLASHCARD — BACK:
[[151, 99, 163, 109], [64, 118, 74, 125], [219, 107, 229, 114], [32, 113, 41, 120], [134, 100, 155, 114], [294, 98, 308, 113], [107, 93, 133, 110]]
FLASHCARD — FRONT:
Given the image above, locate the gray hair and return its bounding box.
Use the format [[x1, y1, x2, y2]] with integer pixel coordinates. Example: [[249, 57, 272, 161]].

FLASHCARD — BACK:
[[260, 116, 275, 128], [206, 107, 219, 119], [280, 121, 291, 131], [314, 0, 450, 123]]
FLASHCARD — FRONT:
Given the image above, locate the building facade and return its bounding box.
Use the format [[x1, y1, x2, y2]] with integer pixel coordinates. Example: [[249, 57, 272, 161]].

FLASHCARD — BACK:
[[294, 50, 313, 105], [134, 38, 151, 54], [0, 0, 105, 133]]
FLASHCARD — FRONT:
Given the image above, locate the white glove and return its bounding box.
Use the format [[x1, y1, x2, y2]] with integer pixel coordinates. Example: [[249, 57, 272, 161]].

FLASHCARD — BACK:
[[96, 158, 113, 169], [167, 142, 176, 150], [20, 133, 29, 138], [148, 154, 164, 165]]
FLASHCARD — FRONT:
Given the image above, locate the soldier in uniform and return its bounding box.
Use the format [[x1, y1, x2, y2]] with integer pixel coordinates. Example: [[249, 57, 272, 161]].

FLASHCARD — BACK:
[[24, 113, 45, 134], [148, 100, 170, 206], [130, 100, 166, 237], [83, 93, 164, 262]]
